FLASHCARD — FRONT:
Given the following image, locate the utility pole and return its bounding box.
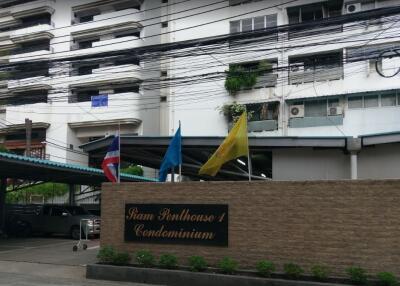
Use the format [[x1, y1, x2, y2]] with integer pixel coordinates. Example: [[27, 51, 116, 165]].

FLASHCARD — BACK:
[[25, 118, 32, 157]]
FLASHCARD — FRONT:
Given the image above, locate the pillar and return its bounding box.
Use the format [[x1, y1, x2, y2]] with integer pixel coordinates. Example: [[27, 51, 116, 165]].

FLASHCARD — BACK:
[[0, 178, 7, 235], [346, 138, 362, 180], [350, 152, 358, 180], [68, 184, 75, 206]]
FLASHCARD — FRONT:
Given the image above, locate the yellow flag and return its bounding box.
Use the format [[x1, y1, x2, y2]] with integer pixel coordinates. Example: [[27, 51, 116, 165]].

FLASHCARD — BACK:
[[199, 111, 249, 176]]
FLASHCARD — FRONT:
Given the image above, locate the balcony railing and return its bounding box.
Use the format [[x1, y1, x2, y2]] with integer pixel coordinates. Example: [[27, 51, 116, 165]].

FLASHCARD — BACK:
[[289, 66, 343, 85], [248, 120, 278, 132], [10, 44, 50, 55], [253, 73, 278, 88]]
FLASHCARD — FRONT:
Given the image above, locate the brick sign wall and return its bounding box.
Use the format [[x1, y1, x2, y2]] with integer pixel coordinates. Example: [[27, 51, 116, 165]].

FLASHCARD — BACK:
[[101, 180, 400, 276]]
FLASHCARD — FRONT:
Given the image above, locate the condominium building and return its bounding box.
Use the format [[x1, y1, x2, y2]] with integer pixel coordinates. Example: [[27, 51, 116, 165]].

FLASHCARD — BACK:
[[1, 0, 400, 180]]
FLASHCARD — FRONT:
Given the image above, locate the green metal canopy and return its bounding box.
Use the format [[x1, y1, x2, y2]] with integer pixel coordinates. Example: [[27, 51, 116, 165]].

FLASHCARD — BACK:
[[0, 151, 157, 185]]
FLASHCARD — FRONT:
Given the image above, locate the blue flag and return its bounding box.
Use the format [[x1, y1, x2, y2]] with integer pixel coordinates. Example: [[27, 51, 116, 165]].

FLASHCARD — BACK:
[[159, 126, 182, 182]]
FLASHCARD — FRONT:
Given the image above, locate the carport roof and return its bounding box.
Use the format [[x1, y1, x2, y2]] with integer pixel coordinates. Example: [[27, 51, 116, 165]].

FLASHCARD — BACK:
[[0, 151, 157, 185]]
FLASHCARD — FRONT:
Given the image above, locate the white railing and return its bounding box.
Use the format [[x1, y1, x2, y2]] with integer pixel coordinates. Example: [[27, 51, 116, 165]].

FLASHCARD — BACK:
[[10, 23, 53, 38], [93, 8, 141, 22]]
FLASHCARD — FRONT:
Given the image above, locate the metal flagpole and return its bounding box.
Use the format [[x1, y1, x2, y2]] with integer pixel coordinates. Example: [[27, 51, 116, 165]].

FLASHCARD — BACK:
[[118, 123, 121, 183], [179, 121, 182, 182], [247, 149, 252, 182]]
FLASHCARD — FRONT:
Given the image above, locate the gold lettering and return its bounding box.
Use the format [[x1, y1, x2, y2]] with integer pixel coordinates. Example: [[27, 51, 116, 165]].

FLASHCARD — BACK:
[[127, 207, 154, 221]]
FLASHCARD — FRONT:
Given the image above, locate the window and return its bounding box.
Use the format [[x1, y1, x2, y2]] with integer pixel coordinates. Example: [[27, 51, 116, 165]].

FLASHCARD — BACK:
[[7, 90, 48, 106], [115, 31, 140, 38], [76, 38, 99, 50], [114, 85, 139, 94], [328, 98, 339, 108], [348, 96, 363, 109], [161, 21, 168, 28], [161, 70, 168, 77], [364, 95, 379, 107], [246, 102, 279, 121], [74, 64, 99, 76], [305, 100, 327, 117], [71, 89, 98, 103], [381, 93, 396, 106], [160, 96, 167, 102], [162, 0, 168, 3], [229, 14, 277, 33]]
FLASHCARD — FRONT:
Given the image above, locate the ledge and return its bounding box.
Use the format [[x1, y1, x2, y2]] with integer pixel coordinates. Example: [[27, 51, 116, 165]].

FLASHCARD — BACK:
[[69, 118, 141, 129], [87, 264, 352, 286], [289, 115, 343, 128]]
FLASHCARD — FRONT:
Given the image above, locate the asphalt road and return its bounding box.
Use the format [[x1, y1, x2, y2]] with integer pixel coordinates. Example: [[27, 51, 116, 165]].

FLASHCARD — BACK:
[[0, 237, 161, 286]]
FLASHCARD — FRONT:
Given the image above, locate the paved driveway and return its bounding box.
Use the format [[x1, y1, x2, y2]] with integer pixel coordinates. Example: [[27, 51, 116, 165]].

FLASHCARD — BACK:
[[0, 237, 161, 285]]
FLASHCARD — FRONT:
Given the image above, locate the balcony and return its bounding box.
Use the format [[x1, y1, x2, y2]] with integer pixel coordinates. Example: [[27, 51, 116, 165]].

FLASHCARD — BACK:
[[248, 120, 278, 132], [289, 66, 343, 85], [93, 8, 141, 22], [8, 76, 50, 92], [92, 35, 141, 50], [8, 0, 54, 18], [66, 64, 141, 88], [289, 115, 344, 128], [10, 23, 54, 42]]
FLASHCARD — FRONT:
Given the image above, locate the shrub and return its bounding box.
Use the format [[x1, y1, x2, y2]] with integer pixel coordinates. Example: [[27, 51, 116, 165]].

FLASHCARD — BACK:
[[135, 250, 155, 268], [112, 251, 131, 265], [188, 256, 207, 272], [311, 265, 330, 281], [377, 272, 398, 286], [256, 260, 275, 277], [283, 263, 304, 279], [218, 257, 238, 274], [97, 245, 116, 264], [346, 266, 368, 285], [159, 254, 178, 269]]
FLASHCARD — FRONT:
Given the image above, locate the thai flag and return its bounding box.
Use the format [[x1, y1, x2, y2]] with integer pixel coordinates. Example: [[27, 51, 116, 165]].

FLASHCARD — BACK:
[[102, 136, 120, 183]]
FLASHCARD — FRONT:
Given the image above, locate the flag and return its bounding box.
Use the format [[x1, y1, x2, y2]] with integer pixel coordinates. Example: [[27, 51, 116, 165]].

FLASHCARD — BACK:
[[159, 126, 182, 182], [102, 136, 120, 183], [199, 111, 248, 176]]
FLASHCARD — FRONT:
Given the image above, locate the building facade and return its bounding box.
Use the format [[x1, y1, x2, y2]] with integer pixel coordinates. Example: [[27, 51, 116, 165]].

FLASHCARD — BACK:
[[1, 0, 400, 180]]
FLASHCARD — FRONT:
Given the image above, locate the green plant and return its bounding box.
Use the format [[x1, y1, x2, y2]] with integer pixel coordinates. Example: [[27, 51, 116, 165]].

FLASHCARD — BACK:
[[256, 260, 275, 277], [188, 256, 207, 272], [97, 246, 116, 264], [257, 60, 273, 75], [135, 250, 155, 267], [224, 65, 257, 95], [112, 251, 131, 265], [283, 263, 304, 279], [120, 165, 144, 176], [346, 266, 368, 285], [218, 102, 253, 123], [6, 183, 69, 203], [159, 254, 178, 269], [377, 272, 398, 286], [311, 265, 330, 281], [217, 257, 238, 274]]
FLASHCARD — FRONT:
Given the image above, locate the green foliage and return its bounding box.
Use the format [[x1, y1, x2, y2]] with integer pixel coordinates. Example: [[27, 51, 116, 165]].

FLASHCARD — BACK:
[[346, 266, 368, 285], [283, 263, 304, 279], [256, 260, 275, 277], [159, 254, 178, 269], [112, 251, 131, 265], [224, 60, 272, 95], [217, 257, 238, 274], [120, 165, 144, 176], [6, 183, 69, 203], [0, 145, 10, 153], [135, 250, 155, 268], [311, 265, 330, 281], [377, 272, 398, 286], [219, 102, 253, 123], [97, 246, 116, 264], [188, 256, 207, 272]]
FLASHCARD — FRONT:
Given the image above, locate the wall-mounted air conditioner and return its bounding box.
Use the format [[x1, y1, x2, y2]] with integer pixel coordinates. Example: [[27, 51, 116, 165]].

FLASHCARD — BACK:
[[328, 106, 343, 116], [289, 105, 304, 118], [346, 3, 362, 14]]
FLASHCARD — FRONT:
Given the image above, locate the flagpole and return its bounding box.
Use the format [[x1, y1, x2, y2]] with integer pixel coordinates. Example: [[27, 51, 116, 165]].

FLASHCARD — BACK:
[[247, 149, 252, 182], [118, 122, 121, 184], [179, 120, 182, 182]]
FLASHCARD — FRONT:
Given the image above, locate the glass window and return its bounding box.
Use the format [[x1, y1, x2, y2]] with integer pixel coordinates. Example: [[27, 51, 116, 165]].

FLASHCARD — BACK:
[[364, 95, 379, 108], [381, 93, 396, 106], [254, 16, 265, 30], [242, 18, 253, 32], [348, 96, 363, 109], [305, 99, 327, 117], [266, 14, 277, 27], [230, 20, 240, 33], [328, 98, 339, 108]]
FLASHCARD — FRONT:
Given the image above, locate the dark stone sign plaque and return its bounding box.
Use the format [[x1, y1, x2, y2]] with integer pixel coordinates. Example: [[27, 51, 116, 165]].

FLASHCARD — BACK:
[[124, 204, 228, 246]]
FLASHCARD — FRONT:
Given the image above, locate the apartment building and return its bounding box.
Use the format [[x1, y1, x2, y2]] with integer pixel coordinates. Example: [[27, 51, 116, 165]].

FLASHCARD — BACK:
[[1, 0, 400, 180]]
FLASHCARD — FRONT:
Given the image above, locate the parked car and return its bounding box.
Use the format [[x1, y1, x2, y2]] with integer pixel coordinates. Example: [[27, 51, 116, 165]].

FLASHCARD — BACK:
[[5, 204, 101, 240]]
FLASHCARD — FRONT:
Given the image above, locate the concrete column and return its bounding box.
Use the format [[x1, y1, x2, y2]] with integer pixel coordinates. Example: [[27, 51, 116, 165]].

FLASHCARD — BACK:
[[0, 178, 7, 235], [68, 184, 75, 206], [350, 152, 358, 180], [346, 138, 362, 180]]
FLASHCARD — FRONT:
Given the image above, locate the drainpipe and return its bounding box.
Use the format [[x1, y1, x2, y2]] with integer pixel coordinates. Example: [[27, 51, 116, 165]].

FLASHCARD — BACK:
[[346, 138, 362, 180]]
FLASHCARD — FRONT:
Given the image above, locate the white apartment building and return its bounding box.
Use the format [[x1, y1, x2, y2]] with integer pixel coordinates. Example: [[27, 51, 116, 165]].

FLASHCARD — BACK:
[[1, 0, 400, 180]]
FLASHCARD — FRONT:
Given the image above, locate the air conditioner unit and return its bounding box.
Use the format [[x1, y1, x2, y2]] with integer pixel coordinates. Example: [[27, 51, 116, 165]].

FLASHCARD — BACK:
[[289, 105, 304, 118], [328, 106, 343, 116], [346, 3, 362, 14]]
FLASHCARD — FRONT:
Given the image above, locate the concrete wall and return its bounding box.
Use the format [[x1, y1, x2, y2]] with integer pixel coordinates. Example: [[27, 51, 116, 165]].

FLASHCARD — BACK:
[[101, 180, 400, 276], [272, 148, 350, 181]]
